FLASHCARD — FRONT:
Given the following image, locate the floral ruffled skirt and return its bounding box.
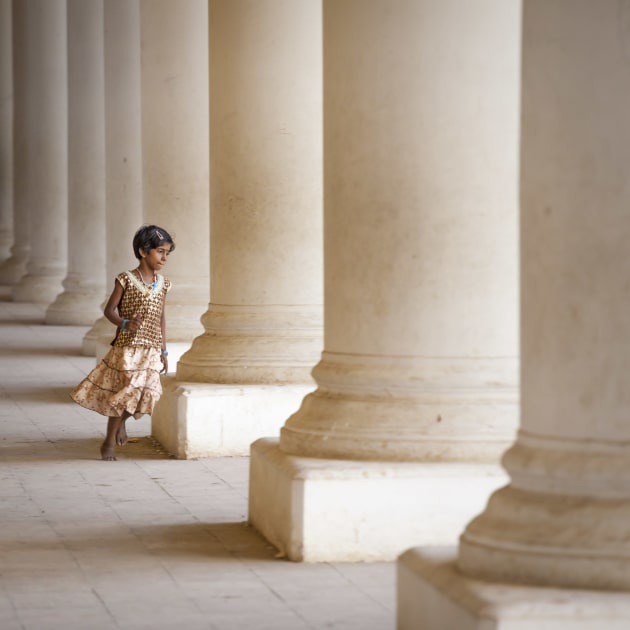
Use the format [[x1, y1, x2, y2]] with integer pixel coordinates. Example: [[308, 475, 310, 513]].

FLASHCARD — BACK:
[[70, 346, 162, 418]]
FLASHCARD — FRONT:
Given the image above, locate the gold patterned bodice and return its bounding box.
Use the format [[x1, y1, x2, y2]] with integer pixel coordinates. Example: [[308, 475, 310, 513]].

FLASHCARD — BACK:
[[112, 271, 172, 349]]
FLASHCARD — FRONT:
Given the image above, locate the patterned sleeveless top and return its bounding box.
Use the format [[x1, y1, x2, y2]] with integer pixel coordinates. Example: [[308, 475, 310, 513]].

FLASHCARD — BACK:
[[112, 270, 172, 349]]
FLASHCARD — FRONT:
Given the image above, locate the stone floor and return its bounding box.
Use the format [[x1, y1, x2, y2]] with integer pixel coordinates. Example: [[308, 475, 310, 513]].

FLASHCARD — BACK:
[[0, 298, 395, 630]]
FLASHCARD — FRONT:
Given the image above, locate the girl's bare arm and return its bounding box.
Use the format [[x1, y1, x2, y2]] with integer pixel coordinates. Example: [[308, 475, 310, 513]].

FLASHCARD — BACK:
[[159, 304, 168, 373], [103, 280, 142, 332]]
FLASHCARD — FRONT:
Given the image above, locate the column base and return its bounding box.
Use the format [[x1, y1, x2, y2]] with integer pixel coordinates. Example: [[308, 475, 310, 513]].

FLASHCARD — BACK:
[[248, 438, 507, 562], [151, 380, 314, 459], [13, 274, 64, 304], [0, 255, 28, 285], [397, 547, 630, 630], [82, 316, 114, 356], [45, 290, 103, 325]]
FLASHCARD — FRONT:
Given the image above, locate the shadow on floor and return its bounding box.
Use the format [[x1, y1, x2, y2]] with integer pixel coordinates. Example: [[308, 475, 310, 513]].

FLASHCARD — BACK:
[[4, 385, 81, 401], [3, 521, 279, 561], [2, 345, 86, 356], [128, 521, 279, 560], [0, 436, 173, 462]]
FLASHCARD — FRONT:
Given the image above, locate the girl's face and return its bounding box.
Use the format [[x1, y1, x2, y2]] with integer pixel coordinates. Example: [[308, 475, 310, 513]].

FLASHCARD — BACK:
[[141, 243, 172, 271]]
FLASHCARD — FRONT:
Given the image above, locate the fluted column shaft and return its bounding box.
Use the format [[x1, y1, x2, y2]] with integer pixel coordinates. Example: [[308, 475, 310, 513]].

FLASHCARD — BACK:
[[13, 0, 67, 304], [458, 0, 630, 591], [0, 0, 30, 287], [139, 0, 209, 342], [0, 0, 12, 262], [280, 0, 519, 461], [84, 0, 143, 355], [46, 0, 105, 325], [0, 0, 28, 286], [176, 0, 323, 384]]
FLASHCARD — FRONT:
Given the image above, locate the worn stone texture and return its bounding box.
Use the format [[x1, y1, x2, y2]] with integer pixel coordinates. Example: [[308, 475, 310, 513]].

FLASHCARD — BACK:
[[0, 300, 395, 630]]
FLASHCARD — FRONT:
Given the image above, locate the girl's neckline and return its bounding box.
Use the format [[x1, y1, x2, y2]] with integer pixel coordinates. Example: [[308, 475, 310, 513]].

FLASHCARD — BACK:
[[136, 268, 156, 287], [126, 269, 163, 296]]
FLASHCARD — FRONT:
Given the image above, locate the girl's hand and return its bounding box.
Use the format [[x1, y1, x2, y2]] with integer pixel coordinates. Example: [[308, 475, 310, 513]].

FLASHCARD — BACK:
[[125, 314, 143, 332], [160, 354, 168, 374]]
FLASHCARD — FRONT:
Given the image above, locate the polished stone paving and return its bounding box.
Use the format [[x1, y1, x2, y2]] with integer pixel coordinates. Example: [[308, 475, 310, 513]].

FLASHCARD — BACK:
[[0, 299, 395, 630]]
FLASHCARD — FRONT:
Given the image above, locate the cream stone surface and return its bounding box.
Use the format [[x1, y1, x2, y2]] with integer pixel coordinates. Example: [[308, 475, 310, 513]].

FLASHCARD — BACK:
[[457, 0, 630, 591], [0, 0, 12, 262], [279, 0, 519, 462], [281, 352, 517, 463], [152, 382, 313, 460], [251, 0, 519, 562], [83, 0, 142, 355], [8, 0, 630, 625], [46, 0, 105, 326], [398, 548, 630, 630], [176, 0, 323, 385], [0, 301, 396, 630], [249, 439, 507, 562], [12, 0, 67, 304], [139, 0, 208, 342], [0, 0, 28, 285], [399, 3, 630, 627]]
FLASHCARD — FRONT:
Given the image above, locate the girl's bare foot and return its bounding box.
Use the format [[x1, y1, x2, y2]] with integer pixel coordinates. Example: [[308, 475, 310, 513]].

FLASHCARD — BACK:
[[100, 443, 117, 461], [103, 416, 124, 460]]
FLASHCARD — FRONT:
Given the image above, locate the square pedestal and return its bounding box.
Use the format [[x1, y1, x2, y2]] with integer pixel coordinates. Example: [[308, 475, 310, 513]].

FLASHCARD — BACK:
[[151, 379, 314, 458], [248, 438, 508, 562], [397, 547, 630, 629]]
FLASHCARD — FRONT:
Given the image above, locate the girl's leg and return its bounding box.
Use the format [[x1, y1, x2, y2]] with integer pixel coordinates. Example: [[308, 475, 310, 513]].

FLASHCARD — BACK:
[[116, 411, 131, 446], [101, 416, 124, 461]]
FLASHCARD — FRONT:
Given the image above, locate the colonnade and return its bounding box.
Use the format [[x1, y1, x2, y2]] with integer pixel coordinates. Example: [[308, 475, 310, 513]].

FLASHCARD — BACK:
[[1, 1, 629, 627]]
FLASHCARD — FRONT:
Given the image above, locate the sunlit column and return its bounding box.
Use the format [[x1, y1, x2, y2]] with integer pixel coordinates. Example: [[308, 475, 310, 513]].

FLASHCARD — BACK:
[[82, 0, 142, 355], [176, 0, 323, 384], [458, 0, 630, 591], [0, 0, 29, 286], [13, 0, 67, 304], [139, 0, 209, 343], [249, 0, 519, 562], [280, 0, 518, 462], [46, 0, 105, 325], [0, 0, 13, 263], [150, 0, 322, 458], [398, 4, 630, 628]]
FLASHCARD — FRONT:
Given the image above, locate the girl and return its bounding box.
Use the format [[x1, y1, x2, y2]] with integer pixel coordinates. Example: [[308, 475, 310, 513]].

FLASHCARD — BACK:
[[71, 225, 175, 461]]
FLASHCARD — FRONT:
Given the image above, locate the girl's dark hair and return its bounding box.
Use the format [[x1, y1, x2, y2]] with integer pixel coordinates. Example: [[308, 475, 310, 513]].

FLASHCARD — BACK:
[[132, 225, 175, 260]]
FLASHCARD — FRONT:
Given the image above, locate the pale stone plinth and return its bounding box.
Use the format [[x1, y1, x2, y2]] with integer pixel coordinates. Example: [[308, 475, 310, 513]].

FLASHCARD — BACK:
[[398, 547, 630, 630], [151, 383, 313, 459], [249, 438, 507, 562]]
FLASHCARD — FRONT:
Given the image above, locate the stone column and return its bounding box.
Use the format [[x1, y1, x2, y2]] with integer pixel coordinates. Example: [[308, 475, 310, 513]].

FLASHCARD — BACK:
[[249, 0, 519, 561], [13, 0, 67, 304], [139, 0, 209, 343], [151, 0, 323, 458], [83, 0, 142, 356], [0, 0, 29, 286], [46, 0, 105, 325], [398, 2, 630, 628], [0, 0, 13, 263]]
